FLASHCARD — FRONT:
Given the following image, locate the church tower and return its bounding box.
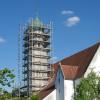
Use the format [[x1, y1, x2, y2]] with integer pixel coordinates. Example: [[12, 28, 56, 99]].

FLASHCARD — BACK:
[[22, 17, 52, 96]]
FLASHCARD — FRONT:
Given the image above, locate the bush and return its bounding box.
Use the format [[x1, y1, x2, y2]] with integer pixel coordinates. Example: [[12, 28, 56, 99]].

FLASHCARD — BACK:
[[75, 72, 100, 100], [30, 94, 40, 100], [0, 92, 12, 100]]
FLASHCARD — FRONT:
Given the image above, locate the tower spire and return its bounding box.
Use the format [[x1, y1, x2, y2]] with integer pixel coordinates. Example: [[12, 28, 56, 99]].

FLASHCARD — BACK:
[[36, 9, 39, 19], [35, 0, 40, 19]]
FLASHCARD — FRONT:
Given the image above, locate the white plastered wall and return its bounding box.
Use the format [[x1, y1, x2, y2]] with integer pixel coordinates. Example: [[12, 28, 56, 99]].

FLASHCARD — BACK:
[[43, 89, 56, 100], [64, 80, 74, 100]]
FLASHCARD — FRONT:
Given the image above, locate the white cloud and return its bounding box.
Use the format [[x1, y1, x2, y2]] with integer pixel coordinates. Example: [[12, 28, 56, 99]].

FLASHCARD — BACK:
[[65, 16, 80, 27], [61, 10, 74, 15], [0, 37, 5, 43]]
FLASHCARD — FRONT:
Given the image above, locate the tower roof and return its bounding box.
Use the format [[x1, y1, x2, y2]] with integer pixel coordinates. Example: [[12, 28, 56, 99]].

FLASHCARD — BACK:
[[31, 17, 43, 27]]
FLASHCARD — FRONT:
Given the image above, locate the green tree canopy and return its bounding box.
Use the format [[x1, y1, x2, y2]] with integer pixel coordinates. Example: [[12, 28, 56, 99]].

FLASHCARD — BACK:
[[75, 72, 100, 100], [0, 68, 15, 91], [0, 68, 15, 99]]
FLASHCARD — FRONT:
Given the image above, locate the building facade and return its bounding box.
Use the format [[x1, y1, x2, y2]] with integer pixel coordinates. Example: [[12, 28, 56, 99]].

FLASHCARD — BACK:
[[39, 42, 100, 100]]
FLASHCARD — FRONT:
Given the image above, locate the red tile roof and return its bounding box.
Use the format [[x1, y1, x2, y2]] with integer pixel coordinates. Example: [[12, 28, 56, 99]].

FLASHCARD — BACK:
[[53, 42, 100, 79], [61, 65, 78, 80]]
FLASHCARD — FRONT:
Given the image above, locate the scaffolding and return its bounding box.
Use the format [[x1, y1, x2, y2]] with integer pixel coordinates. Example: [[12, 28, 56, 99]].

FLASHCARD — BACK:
[[21, 17, 53, 97], [18, 24, 22, 99]]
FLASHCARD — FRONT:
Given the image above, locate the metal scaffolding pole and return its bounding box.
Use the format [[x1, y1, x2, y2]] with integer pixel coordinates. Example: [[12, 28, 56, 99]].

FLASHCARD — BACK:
[[18, 24, 22, 99]]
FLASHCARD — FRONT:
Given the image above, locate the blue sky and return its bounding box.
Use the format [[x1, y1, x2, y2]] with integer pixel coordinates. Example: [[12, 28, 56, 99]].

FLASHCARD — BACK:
[[0, 0, 100, 90]]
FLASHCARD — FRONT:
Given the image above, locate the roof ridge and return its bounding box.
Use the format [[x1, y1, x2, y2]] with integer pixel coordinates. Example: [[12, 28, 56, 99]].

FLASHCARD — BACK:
[[61, 42, 100, 62], [52, 42, 100, 65]]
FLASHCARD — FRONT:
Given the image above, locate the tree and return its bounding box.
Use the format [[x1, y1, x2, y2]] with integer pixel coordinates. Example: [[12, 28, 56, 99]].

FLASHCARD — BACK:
[[75, 71, 100, 100], [0, 68, 15, 99], [0, 68, 15, 87]]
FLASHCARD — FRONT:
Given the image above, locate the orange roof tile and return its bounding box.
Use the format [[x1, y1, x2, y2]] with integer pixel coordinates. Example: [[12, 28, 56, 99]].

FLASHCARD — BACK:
[[61, 65, 78, 80]]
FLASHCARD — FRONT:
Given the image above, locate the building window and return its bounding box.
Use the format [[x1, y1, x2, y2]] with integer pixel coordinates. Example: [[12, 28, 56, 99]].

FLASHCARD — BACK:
[[58, 77, 60, 84]]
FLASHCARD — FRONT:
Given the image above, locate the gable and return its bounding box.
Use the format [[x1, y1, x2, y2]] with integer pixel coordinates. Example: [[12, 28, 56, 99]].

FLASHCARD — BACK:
[[55, 65, 64, 84], [89, 46, 100, 68], [84, 46, 100, 76]]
